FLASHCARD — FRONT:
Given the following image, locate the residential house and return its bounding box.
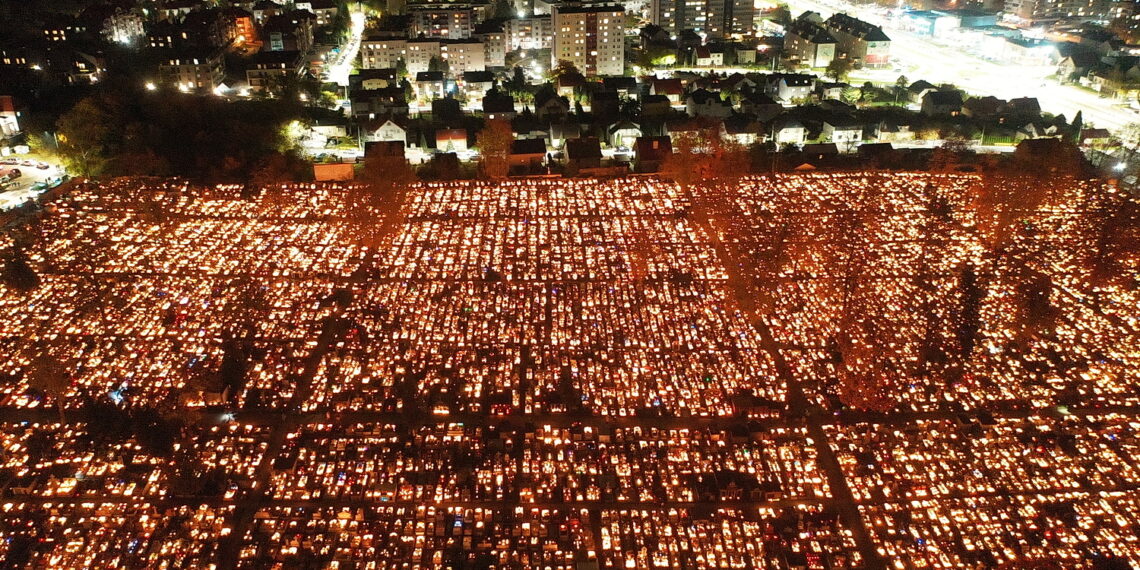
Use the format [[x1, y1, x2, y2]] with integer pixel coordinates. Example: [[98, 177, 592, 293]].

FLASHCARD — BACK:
[[565, 137, 603, 169], [801, 142, 839, 160], [1056, 48, 1099, 82], [603, 76, 638, 99], [1078, 127, 1112, 146], [1016, 122, 1060, 140], [872, 120, 914, 143], [415, 71, 447, 99], [694, 46, 714, 67], [436, 128, 469, 152], [817, 81, 847, 101], [765, 73, 816, 103], [351, 88, 410, 118], [431, 97, 463, 120], [1003, 97, 1041, 118], [510, 138, 548, 174], [907, 79, 937, 103], [739, 92, 783, 121], [822, 118, 863, 150], [483, 90, 517, 120], [608, 121, 642, 148], [651, 78, 685, 105], [363, 117, 408, 143], [735, 46, 756, 64], [458, 70, 494, 94], [721, 115, 762, 146], [686, 89, 733, 119], [557, 72, 586, 98], [352, 68, 399, 90], [921, 90, 963, 116], [591, 90, 621, 118], [961, 96, 1004, 119], [535, 89, 571, 121], [642, 94, 673, 118], [633, 136, 672, 172], [770, 117, 807, 147], [549, 123, 582, 149]]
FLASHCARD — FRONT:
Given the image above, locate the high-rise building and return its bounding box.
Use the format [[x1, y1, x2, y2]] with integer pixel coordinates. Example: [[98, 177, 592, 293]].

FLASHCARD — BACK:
[[551, 4, 625, 76], [1001, 0, 1120, 25], [650, 0, 754, 38], [408, 4, 487, 39]]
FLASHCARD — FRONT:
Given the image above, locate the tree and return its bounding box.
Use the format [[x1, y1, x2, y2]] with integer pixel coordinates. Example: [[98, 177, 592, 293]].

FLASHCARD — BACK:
[[826, 57, 853, 82], [427, 55, 450, 77], [351, 152, 418, 250], [548, 59, 580, 81], [25, 350, 72, 422], [56, 96, 120, 176], [395, 57, 408, 80], [2, 248, 40, 292], [894, 75, 909, 103], [492, 0, 514, 19], [476, 118, 513, 178]]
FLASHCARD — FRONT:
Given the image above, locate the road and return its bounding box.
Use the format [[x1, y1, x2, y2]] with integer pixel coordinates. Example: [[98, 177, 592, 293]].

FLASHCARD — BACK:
[[786, 0, 1139, 132], [323, 10, 367, 87], [0, 159, 65, 211]]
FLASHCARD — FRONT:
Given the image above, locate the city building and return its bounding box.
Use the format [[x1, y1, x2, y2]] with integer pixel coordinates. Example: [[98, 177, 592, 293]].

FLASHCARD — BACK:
[[245, 50, 303, 93], [506, 16, 553, 50], [101, 7, 146, 45], [823, 13, 891, 68], [262, 10, 315, 53], [0, 96, 20, 138], [1002, 0, 1113, 26], [784, 18, 837, 68], [551, 4, 625, 76], [409, 4, 482, 39], [157, 48, 226, 92], [441, 39, 487, 73], [361, 36, 408, 69], [650, 0, 754, 38], [295, 0, 340, 26], [474, 22, 507, 68]]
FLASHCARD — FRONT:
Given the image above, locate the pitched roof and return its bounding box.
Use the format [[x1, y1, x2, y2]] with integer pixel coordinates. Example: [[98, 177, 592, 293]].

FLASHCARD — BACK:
[[786, 18, 837, 44], [565, 137, 602, 159], [511, 138, 547, 155], [825, 13, 890, 42]]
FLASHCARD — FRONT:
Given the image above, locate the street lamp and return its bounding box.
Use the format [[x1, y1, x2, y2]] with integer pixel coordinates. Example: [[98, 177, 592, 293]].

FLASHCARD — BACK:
[[1114, 162, 1126, 172], [145, 81, 157, 91]]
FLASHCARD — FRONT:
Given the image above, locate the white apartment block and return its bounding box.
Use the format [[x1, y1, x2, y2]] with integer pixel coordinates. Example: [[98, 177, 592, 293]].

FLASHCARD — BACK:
[[476, 28, 507, 67], [552, 4, 625, 76], [506, 16, 553, 51], [441, 39, 487, 73]]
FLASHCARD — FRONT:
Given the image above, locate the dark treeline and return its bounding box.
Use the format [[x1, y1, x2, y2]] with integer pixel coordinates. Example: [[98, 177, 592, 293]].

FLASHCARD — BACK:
[[55, 82, 310, 184]]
